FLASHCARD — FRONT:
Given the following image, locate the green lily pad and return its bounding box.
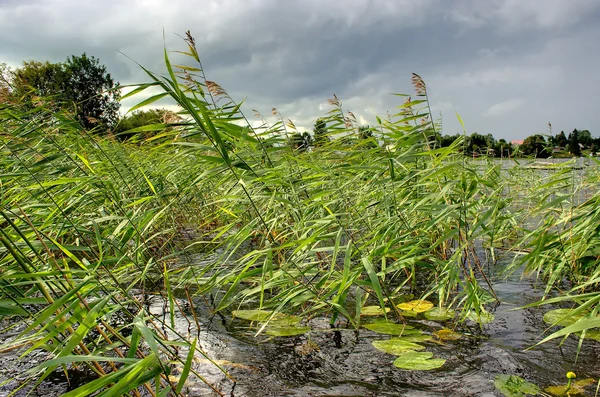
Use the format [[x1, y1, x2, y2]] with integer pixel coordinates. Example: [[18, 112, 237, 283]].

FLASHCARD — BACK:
[[397, 300, 434, 313], [545, 378, 595, 396], [433, 328, 462, 341], [361, 305, 391, 316], [494, 374, 541, 397], [397, 334, 433, 343], [393, 351, 446, 370], [399, 310, 418, 317], [372, 338, 426, 355], [363, 320, 419, 335], [424, 307, 455, 321], [582, 329, 600, 341], [467, 310, 495, 325], [543, 309, 584, 327], [265, 325, 311, 337], [232, 309, 300, 324]]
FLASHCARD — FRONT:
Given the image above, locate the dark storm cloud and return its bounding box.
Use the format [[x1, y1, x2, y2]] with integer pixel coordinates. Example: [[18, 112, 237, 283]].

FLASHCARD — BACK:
[[1, 0, 600, 139]]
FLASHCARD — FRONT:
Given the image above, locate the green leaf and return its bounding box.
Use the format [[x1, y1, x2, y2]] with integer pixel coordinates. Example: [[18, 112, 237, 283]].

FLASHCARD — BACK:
[[393, 351, 446, 370], [372, 338, 426, 355], [424, 307, 455, 321], [363, 320, 419, 336], [494, 374, 541, 397]]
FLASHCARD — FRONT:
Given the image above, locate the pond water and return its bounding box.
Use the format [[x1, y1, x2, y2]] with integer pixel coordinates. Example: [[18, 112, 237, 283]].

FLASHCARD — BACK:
[[164, 257, 600, 397]]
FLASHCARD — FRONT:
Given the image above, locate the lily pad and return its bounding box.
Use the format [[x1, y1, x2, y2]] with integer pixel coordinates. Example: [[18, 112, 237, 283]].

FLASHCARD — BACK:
[[467, 310, 495, 325], [424, 307, 455, 321], [397, 300, 434, 313], [363, 320, 419, 336], [399, 310, 418, 317], [361, 305, 391, 316], [232, 309, 300, 324], [433, 328, 462, 341], [543, 309, 584, 327], [265, 325, 311, 337], [545, 378, 595, 396], [393, 351, 446, 370], [372, 339, 425, 355], [494, 374, 541, 397], [582, 329, 600, 341]]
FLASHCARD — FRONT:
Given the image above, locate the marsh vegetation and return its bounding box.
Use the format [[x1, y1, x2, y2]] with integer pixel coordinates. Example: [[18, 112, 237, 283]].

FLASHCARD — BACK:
[[1, 33, 600, 396]]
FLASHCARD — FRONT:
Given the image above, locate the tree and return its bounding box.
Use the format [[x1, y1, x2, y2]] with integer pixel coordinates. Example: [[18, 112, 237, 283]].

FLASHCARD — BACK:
[[61, 54, 120, 130], [555, 131, 568, 148], [9, 54, 120, 131], [521, 134, 549, 158], [313, 118, 329, 147], [114, 108, 176, 141], [290, 132, 312, 152], [357, 125, 377, 148], [578, 129, 592, 147], [568, 129, 581, 156]]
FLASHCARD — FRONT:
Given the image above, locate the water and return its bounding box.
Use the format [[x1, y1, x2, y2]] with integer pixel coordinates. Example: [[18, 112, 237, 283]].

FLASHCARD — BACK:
[[162, 259, 600, 396], [2, 257, 599, 396]]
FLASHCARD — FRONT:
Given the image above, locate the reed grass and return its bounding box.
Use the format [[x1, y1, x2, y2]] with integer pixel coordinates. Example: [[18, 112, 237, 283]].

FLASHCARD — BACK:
[[0, 32, 598, 395]]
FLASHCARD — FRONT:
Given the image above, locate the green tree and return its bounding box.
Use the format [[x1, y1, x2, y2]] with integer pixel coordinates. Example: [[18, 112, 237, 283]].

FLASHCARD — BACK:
[[313, 118, 329, 147], [114, 108, 175, 141], [578, 129, 592, 147], [521, 134, 549, 158], [61, 54, 120, 130], [290, 132, 312, 152], [568, 129, 581, 156], [555, 131, 568, 148], [9, 54, 120, 131], [357, 125, 377, 148]]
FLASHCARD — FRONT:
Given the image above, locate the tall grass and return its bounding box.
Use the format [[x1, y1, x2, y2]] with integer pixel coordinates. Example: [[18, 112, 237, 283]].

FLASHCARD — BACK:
[[1, 32, 598, 395]]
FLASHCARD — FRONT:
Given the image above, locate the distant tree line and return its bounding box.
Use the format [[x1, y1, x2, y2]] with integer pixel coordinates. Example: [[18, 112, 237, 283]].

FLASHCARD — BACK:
[[437, 129, 598, 158]]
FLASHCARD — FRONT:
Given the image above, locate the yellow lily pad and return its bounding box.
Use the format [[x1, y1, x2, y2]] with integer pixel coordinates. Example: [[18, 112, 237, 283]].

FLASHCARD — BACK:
[[393, 351, 446, 370], [397, 300, 434, 313], [545, 378, 595, 396], [433, 328, 462, 341]]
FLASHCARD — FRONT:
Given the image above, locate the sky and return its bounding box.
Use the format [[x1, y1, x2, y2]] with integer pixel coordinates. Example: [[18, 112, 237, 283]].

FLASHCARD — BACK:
[[1, 0, 599, 140]]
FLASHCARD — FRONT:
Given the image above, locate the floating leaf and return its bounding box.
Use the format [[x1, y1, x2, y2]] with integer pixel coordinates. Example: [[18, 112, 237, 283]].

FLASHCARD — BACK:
[[494, 374, 541, 397], [372, 339, 426, 355], [393, 351, 446, 370], [424, 307, 455, 321], [543, 309, 583, 327], [545, 378, 595, 396], [361, 305, 391, 316], [467, 310, 494, 325], [397, 300, 434, 313], [232, 309, 300, 324], [265, 325, 310, 337], [363, 320, 419, 335], [400, 310, 418, 317], [582, 329, 600, 342], [433, 329, 462, 341]]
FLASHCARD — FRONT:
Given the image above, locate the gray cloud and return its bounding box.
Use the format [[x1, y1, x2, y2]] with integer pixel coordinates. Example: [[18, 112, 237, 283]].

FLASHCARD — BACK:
[[1, 0, 599, 139]]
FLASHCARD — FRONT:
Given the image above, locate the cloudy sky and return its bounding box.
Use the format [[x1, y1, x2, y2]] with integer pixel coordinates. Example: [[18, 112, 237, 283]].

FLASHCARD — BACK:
[[1, 0, 599, 140]]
